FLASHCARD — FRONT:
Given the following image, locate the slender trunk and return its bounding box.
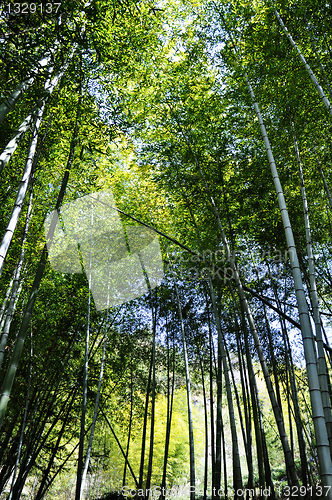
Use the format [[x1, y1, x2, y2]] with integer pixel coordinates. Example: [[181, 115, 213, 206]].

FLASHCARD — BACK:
[[0, 275, 14, 328], [7, 327, 33, 500], [316, 155, 332, 211], [207, 279, 243, 497], [199, 350, 209, 500], [0, 93, 81, 429], [174, 282, 195, 500], [245, 75, 332, 489], [0, 84, 54, 277], [0, 59, 69, 176], [0, 99, 45, 276], [80, 325, 108, 497], [274, 282, 309, 487], [215, 330, 223, 494], [0, 179, 33, 371], [286, 364, 294, 459], [261, 290, 283, 414], [123, 364, 133, 488], [138, 348, 153, 489], [75, 199, 93, 500], [145, 301, 156, 499], [236, 326, 254, 495], [208, 308, 216, 494], [172, 104, 299, 486], [160, 317, 175, 498], [220, 385, 228, 500], [99, 406, 138, 487], [231, 284, 267, 491], [0, 52, 52, 123], [292, 122, 332, 454], [272, 6, 332, 118], [225, 332, 249, 486], [305, 19, 332, 100], [212, 333, 228, 500], [239, 309, 265, 490], [259, 406, 275, 500]]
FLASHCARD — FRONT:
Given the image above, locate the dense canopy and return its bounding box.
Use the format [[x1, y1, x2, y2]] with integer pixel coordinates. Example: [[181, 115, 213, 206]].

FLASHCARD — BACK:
[[1, 0, 332, 499]]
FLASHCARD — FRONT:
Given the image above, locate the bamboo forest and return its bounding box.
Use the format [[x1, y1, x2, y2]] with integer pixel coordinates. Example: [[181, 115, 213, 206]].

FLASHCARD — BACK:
[[3, 0, 332, 498]]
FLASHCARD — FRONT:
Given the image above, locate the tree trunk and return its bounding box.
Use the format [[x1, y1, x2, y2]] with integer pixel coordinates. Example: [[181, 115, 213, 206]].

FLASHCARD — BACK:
[[208, 306, 216, 496], [0, 51, 53, 123], [245, 75, 332, 491], [305, 19, 332, 100], [0, 275, 14, 329], [236, 324, 254, 495], [80, 324, 108, 497], [273, 7, 332, 118], [316, 155, 332, 211], [145, 299, 156, 499], [7, 327, 33, 500], [292, 122, 332, 454], [174, 282, 196, 500], [275, 283, 309, 487], [199, 349, 209, 500], [100, 406, 138, 487], [123, 363, 133, 488], [75, 198, 93, 500], [0, 93, 81, 429], [207, 279, 243, 497], [160, 316, 175, 498], [0, 60, 69, 176], [0, 178, 33, 371], [172, 107, 299, 486], [138, 346, 153, 490]]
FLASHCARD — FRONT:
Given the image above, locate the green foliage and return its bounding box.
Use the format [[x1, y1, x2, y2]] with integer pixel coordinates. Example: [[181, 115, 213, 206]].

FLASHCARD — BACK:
[[1, 0, 332, 497]]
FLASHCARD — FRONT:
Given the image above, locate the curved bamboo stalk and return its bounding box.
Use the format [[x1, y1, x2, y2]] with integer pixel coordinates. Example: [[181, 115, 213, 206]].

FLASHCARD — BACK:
[[272, 6, 332, 119], [316, 155, 332, 211], [0, 102, 45, 277], [0, 275, 14, 329], [0, 93, 81, 429], [245, 74, 332, 490], [0, 50, 73, 177], [291, 122, 332, 453], [0, 52, 52, 123], [7, 327, 33, 500], [0, 183, 32, 371], [305, 19, 332, 101]]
